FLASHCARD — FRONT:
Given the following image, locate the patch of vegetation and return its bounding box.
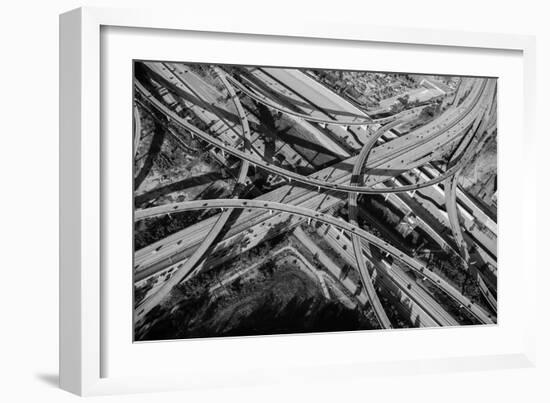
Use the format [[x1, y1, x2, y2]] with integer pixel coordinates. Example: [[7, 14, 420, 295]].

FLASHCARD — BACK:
[[134, 210, 219, 250], [138, 256, 373, 341]]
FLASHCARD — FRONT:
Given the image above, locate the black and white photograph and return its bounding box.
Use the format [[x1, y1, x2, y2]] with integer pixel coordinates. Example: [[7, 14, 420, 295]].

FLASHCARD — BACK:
[[3, 0, 549, 399], [133, 61, 498, 341]]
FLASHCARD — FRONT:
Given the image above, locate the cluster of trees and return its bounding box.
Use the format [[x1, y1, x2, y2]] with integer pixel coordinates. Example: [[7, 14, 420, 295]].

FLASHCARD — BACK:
[[424, 250, 481, 303], [134, 209, 218, 250]]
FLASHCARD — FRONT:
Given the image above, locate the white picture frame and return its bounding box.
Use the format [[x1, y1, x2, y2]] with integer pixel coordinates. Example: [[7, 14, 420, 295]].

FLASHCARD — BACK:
[[59, 6, 537, 396]]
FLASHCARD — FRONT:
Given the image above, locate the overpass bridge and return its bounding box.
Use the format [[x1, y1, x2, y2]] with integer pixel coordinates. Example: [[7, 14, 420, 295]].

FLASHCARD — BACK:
[[133, 65, 497, 332]]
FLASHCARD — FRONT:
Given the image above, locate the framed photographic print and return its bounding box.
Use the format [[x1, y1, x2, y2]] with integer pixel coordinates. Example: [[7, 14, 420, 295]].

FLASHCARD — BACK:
[[59, 6, 537, 396]]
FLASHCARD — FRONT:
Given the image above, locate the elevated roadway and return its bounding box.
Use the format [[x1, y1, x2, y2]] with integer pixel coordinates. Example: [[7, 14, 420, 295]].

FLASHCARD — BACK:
[[347, 119, 493, 325], [347, 120, 405, 328], [318, 224, 453, 327], [445, 171, 497, 312], [143, 62, 316, 170], [135, 198, 495, 325], [135, 77, 493, 195], [133, 77, 494, 283], [227, 73, 429, 127], [157, 67, 252, 289], [133, 105, 141, 158], [322, 224, 493, 325], [133, 71, 496, 326]]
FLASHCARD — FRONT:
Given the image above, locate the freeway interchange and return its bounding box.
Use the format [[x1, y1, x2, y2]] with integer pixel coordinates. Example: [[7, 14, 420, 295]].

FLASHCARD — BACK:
[[132, 62, 498, 339]]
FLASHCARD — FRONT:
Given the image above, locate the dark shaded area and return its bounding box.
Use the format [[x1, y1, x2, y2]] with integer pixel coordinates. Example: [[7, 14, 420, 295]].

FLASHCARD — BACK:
[[137, 62, 246, 132], [198, 216, 293, 277], [34, 373, 58, 388], [251, 101, 338, 174], [137, 238, 373, 341], [134, 172, 229, 207], [134, 118, 166, 190], [135, 210, 216, 251], [140, 282, 372, 341]]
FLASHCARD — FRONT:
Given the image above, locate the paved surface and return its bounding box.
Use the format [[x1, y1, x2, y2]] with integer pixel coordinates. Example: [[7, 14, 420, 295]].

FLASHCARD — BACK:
[[133, 65, 497, 331], [135, 78, 493, 195]]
